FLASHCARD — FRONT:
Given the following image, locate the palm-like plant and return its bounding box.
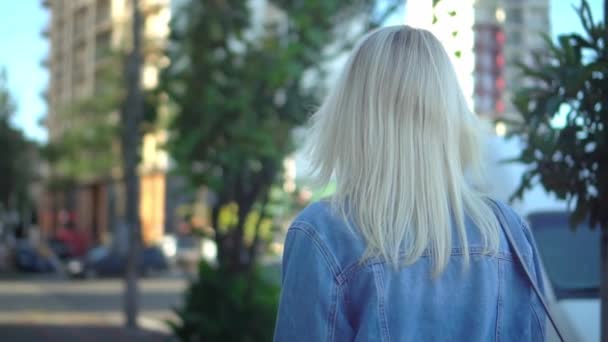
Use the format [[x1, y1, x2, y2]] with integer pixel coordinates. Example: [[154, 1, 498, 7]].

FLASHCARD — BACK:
[[508, 1, 608, 339]]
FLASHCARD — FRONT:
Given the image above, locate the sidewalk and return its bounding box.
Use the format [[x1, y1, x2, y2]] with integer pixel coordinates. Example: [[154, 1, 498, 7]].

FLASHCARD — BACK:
[[0, 274, 185, 341], [0, 324, 171, 342]]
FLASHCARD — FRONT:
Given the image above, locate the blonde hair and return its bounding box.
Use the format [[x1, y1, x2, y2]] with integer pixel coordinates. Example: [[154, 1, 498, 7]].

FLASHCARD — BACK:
[[306, 25, 500, 274]]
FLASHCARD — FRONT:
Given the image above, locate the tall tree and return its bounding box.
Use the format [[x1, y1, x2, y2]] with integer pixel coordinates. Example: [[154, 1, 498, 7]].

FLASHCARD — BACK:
[[508, 1, 608, 339], [122, 0, 144, 329], [45, 55, 124, 183], [0, 70, 36, 217], [161, 0, 401, 275], [164, 2, 402, 340]]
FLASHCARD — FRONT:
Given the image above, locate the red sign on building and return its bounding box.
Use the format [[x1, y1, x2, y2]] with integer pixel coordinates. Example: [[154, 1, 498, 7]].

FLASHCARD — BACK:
[[474, 24, 505, 118]]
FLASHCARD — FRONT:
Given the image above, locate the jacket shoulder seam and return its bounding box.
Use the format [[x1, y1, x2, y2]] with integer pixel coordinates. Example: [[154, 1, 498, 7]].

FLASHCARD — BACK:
[[289, 221, 343, 284]]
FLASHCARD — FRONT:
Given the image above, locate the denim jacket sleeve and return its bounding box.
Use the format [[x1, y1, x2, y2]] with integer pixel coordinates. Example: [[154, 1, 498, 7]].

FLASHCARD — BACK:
[[273, 225, 340, 342]]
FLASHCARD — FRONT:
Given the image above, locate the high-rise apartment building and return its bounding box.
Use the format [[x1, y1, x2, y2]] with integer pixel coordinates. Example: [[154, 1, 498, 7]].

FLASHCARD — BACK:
[[43, 0, 170, 141], [41, 0, 171, 245], [474, 0, 550, 120], [403, 0, 550, 121]]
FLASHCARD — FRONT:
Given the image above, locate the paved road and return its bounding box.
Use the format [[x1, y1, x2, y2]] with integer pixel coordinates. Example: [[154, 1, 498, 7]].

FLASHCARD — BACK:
[[0, 274, 187, 341]]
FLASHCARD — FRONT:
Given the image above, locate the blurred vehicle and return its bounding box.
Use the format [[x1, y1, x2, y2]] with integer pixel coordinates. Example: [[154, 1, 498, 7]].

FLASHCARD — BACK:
[[67, 244, 169, 278], [161, 235, 177, 260], [169, 234, 219, 273], [14, 240, 54, 273], [527, 211, 600, 342], [174, 235, 200, 271], [54, 226, 89, 257], [48, 238, 72, 260]]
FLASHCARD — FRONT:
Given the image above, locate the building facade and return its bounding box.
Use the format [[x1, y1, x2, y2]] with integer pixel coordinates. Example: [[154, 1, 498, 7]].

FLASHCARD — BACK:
[[43, 0, 170, 140], [403, 0, 550, 122], [474, 0, 550, 121], [41, 0, 171, 246]]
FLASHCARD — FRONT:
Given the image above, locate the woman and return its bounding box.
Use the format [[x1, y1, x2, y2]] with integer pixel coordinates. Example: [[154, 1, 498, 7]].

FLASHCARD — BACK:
[[274, 26, 549, 341]]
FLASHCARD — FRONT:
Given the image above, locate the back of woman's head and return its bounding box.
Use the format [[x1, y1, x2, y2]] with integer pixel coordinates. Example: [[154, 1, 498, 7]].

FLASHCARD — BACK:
[[307, 25, 500, 274]]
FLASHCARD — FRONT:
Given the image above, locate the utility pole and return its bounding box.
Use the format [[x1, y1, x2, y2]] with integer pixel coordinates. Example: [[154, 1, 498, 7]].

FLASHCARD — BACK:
[[122, 0, 143, 329]]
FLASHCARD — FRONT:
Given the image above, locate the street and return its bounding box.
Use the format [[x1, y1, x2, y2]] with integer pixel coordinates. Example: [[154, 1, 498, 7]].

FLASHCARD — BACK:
[[0, 274, 187, 341]]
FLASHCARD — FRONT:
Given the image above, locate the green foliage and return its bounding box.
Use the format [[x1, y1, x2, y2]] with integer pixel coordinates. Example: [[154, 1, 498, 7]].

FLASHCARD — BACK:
[[44, 52, 161, 183], [163, 3, 400, 338], [161, 0, 400, 272], [0, 70, 15, 121], [431, 1, 460, 58], [0, 70, 37, 211], [45, 54, 124, 182], [509, 0, 608, 229], [168, 261, 280, 342]]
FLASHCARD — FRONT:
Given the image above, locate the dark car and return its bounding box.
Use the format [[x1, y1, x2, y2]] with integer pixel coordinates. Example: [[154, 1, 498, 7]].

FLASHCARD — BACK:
[[68, 245, 169, 278], [48, 238, 72, 260], [14, 241, 55, 273]]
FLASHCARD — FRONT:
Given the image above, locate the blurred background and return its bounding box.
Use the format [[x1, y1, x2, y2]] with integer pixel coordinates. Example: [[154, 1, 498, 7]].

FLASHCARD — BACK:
[[0, 0, 605, 341]]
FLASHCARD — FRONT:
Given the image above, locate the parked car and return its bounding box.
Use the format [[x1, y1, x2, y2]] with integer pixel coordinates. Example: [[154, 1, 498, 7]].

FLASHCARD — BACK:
[[48, 238, 72, 260], [14, 240, 55, 273], [175, 235, 200, 270], [172, 235, 218, 272], [68, 244, 169, 278], [527, 211, 600, 342]]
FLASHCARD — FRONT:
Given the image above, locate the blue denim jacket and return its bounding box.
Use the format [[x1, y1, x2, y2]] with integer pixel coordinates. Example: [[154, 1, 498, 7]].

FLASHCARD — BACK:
[[274, 200, 546, 341]]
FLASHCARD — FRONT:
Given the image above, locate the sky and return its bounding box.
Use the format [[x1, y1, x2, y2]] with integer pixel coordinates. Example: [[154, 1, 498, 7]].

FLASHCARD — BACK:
[[0, 0, 603, 144], [0, 1, 49, 142]]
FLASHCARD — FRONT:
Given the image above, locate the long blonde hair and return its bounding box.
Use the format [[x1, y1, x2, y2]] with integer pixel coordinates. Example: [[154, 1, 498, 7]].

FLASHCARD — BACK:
[[306, 25, 500, 274]]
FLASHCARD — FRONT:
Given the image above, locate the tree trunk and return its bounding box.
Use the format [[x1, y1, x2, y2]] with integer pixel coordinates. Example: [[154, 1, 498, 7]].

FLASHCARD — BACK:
[[602, 229, 608, 342], [248, 188, 270, 269], [232, 199, 252, 272], [210, 203, 225, 267], [108, 181, 117, 248], [122, 0, 144, 330]]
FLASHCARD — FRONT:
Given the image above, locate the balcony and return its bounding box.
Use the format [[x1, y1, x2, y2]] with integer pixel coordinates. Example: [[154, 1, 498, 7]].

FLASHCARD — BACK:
[[40, 89, 49, 103], [40, 57, 50, 69], [96, 15, 112, 30], [96, 0, 112, 30], [41, 26, 50, 38], [96, 20, 112, 35], [95, 31, 112, 60], [73, 29, 87, 47]]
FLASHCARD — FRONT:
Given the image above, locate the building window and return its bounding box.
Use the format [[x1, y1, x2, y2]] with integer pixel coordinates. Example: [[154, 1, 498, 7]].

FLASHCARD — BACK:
[[56, 21, 64, 40], [73, 7, 88, 44], [507, 52, 522, 66], [54, 69, 63, 83], [96, 0, 111, 25], [94, 76, 103, 96], [508, 30, 523, 45], [73, 46, 86, 90], [528, 7, 549, 32], [507, 8, 523, 24], [96, 31, 112, 60]]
